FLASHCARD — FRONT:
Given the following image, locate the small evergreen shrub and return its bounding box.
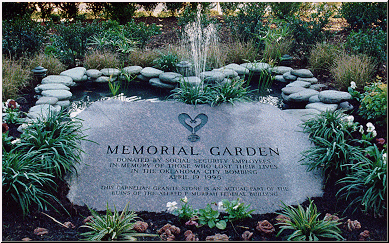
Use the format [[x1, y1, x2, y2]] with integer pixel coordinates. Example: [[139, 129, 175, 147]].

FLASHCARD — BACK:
[[308, 42, 344, 75], [340, 2, 387, 30], [83, 49, 121, 70], [2, 17, 47, 59], [153, 52, 179, 72], [346, 28, 387, 64], [330, 53, 375, 91]]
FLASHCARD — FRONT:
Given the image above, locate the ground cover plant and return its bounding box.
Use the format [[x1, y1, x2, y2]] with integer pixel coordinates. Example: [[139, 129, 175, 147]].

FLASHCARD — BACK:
[[2, 2, 387, 241]]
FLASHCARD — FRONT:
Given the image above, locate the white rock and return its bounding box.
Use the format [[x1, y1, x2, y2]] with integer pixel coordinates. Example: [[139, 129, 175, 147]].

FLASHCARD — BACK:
[[296, 77, 318, 84], [141, 67, 164, 78], [306, 102, 338, 112], [100, 68, 121, 77], [41, 75, 76, 87], [86, 69, 102, 79], [41, 90, 72, 100], [286, 81, 311, 88], [291, 69, 314, 78], [240, 62, 270, 72], [60, 67, 86, 82], [318, 90, 353, 104], [224, 63, 250, 75], [122, 66, 143, 75], [271, 66, 293, 75], [35, 83, 70, 93], [35, 96, 59, 105]]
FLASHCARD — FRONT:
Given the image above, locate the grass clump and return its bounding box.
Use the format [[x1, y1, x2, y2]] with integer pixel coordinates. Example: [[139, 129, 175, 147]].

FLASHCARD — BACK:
[[169, 81, 215, 106], [27, 53, 66, 75], [128, 48, 161, 67], [223, 41, 259, 64], [213, 79, 252, 105], [2, 57, 32, 101], [276, 199, 344, 241], [81, 202, 157, 241], [308, 42, 344, 75], [83, 49, 121, 70], [330, 53, 376, 91]]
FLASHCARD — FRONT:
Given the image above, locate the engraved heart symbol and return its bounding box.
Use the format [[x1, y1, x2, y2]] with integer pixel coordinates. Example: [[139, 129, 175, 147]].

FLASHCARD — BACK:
[[178, 113, 208, 134]]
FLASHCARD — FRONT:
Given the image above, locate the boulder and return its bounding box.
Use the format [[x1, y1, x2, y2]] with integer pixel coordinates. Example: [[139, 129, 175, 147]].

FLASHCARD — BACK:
[[136, 74, 150, 82], [176, 76, 202, 86], [35, 83, 70, 93], [95, 76, 117, 83], [213, 68, 239, 78], [100, 68, 121, 77], [308, 95, 321, 103], [60, 67, 86, 82], [309, 83, 327, 91], [86, 69, 102, 79], [318, 90, 353, 104], [122, 66, 143, 75], [291, 69, 314, 78], [286, 81, 311, 88], [283, 72, 297, 81], [296, 77, 318, 84], [274, 75, 287, 83], [28, 104, 61, 119], [338, 101, 354, 111], [159, 72, 183, 84], [141, 67, 164, 78], [224, 63, 250, 75], [149, 78, 175, 89], [35, 96, 59, 105], [240, 62, 270, 72], [271, 66, 293, 75], [56, 100, 71, 107], [41, 90, 72, 100], [199, 71, 226, 84], [305, 102, 338, 112], [281, 86, 306, 95], [288, 89, 319, 103], [41, 75, 76, 87]]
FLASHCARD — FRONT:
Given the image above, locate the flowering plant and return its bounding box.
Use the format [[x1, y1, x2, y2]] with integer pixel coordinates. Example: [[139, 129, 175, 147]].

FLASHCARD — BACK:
[[219, 198, 255, 221], [166, 197, 198, 222], [359, 122, 377, 142], [197, 203, 227, 230], [2, 99, 23, 124]]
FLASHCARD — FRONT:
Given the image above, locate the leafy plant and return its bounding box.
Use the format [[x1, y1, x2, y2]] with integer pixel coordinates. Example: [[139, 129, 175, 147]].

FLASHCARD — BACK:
[[154, 52, 179, 72], [340, 2, 387, 30], [124, 20, 161, 49], [346, 28, 387, 64], [172, 197, 198, 222], [357, 82, 387, 126], [2, 17, 47, 59], [2, 150, 59, 216], [108, 80, 121, 97], [220, 198, 255, 222], [198, 203, 227, 230], [330, 53, 376, 91], [169, 81, 215, 106], [301, 136, 368, 178], [14, 109, 87, 178], [276, 199, 344, 241], [337, 144, 387, 216], [81, 202, 156, 241], [302, 110, 355, 142], [212, 79, 252, 105]]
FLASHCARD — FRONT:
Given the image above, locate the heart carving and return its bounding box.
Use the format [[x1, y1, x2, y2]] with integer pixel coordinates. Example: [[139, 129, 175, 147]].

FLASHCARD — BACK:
[[178, 113, 208, 134]]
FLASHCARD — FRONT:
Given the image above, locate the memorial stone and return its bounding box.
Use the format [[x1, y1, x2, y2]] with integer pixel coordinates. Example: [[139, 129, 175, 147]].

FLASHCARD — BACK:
[[67, 100, 323, 213]]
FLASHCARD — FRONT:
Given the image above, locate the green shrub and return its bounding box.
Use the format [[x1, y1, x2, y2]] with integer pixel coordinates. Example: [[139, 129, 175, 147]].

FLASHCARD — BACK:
[[2, 150, 58, 216], [198, 203, 227, 229], [153, 52, 179, 72], [330, 53, 376, 91], [219, 2, 239, 16], [81, 202, 156, 241], [352, 82, 387, 126], [49, 21, 104, 67], [14, 110, 87, 178], [340, 2, 387, 30], [177, 2, 217, 33], [276, 199, 343, 241], [104, 2, 137, 25], [2, 57, 32, 101], [125, 20, 161, 49], [2, 17, 47, 59], [225, 2, 268, 48], [345, 28, 387, 64], [83, 50, 121, 70], [308, 42, 344, 75], [337, 144, 387, 216], [220, 198, 254, 222], [27, 53, 66, 75], [269, 2, 302, 20]]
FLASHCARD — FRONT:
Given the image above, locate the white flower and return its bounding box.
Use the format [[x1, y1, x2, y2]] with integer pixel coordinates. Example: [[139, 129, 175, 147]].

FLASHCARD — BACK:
[[217, 201, 226, 211], [344, 115, 354, 126], [11, 138, 21, 144], [383, 153, 387, 164], [233, 203, 241, 210], [372, 130, 377, 137], [166, 201, 178, 212], [182, 196, 188, 203], [359, 125, 364, 134], [366, 122, 375, 133], [350, 81, 357, 89]]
